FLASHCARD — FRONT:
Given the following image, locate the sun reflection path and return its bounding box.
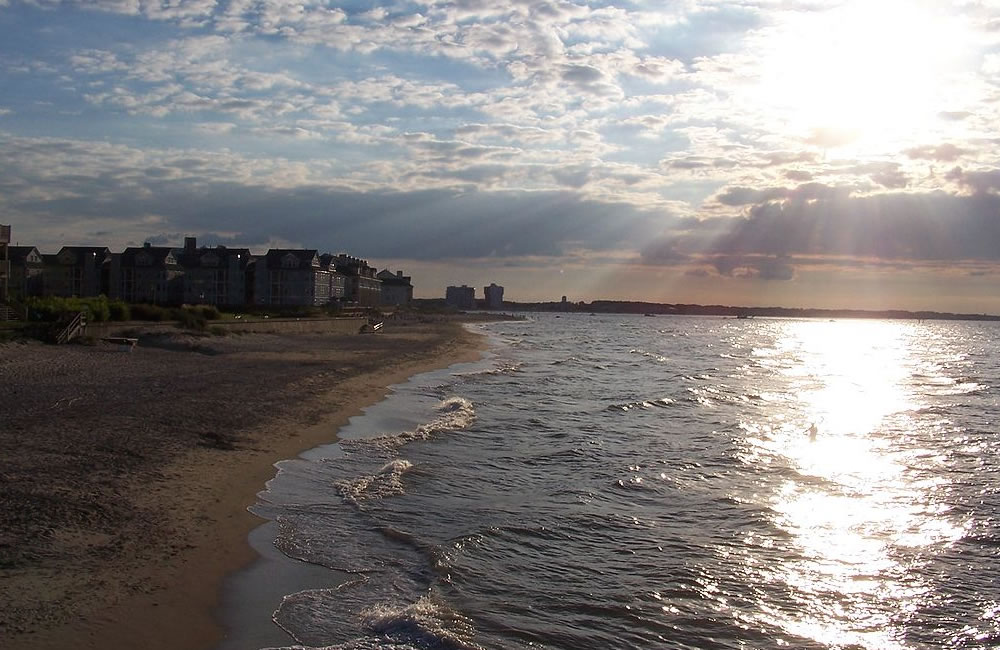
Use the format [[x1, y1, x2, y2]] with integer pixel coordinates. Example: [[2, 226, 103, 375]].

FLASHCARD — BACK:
[[739, 320, 966, 648]]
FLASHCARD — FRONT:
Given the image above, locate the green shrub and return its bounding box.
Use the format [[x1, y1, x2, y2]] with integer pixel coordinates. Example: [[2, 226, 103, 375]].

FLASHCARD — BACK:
[[194, 304, 222, 320], [130, 303, 169, 321], [108, 301, 131, 321], [173, 308, 207, 331], [24, 296, 111, 322]]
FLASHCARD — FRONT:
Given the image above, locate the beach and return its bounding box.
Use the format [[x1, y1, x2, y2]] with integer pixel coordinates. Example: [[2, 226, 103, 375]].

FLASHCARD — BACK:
[[0, 319, 484, 650]]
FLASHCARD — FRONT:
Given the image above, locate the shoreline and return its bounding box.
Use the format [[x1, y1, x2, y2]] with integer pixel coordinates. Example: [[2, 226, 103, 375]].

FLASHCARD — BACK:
[[1, 320, 487, 650]]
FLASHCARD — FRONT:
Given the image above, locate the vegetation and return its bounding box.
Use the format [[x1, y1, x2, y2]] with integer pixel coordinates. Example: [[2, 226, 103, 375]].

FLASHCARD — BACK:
[[0, 321, 29, 344], [6, 296, 379, 341], [23, 295, 131, 323], [129, 303, 170, 321]]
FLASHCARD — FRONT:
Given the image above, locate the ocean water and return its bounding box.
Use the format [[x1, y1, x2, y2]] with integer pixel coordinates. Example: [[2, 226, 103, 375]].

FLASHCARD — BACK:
[[222, 314, 1000, 650]]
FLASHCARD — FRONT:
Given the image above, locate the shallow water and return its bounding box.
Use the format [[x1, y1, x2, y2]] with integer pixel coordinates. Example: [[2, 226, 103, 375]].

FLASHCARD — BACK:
[[221, 314, 1000, 649]]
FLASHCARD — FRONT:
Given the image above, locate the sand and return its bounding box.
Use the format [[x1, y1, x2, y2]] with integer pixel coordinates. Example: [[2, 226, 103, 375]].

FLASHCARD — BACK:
[[0, 318, 486, 650]]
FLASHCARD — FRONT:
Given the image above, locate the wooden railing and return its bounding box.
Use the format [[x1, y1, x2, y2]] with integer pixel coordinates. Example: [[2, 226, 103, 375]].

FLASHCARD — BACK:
[[0, 305, 15, 322], [55, 311, 87, 344]]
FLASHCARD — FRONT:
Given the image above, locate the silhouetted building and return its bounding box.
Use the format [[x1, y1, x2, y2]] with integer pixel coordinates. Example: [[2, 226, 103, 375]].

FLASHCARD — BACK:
[[0, 224, 9, 303], [114, 243, 184, 304], [176, 237, 253, 307], [484, 283, 504, 309], [254, 249, 329, 307], [333, 255, 381, 306], [4, 246, 44, 300], [43, 246, 111, 298], [378, 269, 413, 306], [0, 227, 419, 312], [319, 254, 348, 303], [446, 285, 475, 309]]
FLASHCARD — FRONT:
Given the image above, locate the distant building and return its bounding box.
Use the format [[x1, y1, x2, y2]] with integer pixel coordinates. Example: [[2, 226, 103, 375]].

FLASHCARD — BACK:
[[484, 283, 504, 309], [445, 285, 475, 310], [254, 249, 329, 307], [377, 269, 413, 306], [176, 237, 253, 307], [0, 224, 10, 303], [4, 246, 44, 300], [43, 246, 111, 298], [0, 227, 427, 313], [333, 255, 381, 306], [114, 243, 184, 304], [319, 254, 348, 303]]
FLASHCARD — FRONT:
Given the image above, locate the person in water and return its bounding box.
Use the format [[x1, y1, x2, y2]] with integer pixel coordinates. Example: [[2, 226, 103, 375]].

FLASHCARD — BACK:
[[807, 423, 818, 440]]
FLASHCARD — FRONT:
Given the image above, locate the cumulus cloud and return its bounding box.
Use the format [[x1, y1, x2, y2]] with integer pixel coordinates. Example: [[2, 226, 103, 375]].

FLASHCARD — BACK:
[[0, 132, 674, 260], [905, 143, 967, 162], [945, 166, 1000, 195], [639, 181, 1000, 281], [4, 0, 1000, 306]]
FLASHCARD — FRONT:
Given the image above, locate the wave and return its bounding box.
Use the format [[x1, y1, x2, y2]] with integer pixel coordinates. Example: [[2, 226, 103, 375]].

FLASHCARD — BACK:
[[606, 397, 675, 411], [344, 397, 476, 452], [361, 595, 481, 650], [337, 459, 415, 503], [453, 361, 523, 379], [629, 348, 668, 362], [269, 590, 480, 650]]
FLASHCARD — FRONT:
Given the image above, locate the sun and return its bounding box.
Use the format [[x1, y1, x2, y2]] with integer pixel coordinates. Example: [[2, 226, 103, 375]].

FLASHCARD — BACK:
[[748, 1, 974, 153]]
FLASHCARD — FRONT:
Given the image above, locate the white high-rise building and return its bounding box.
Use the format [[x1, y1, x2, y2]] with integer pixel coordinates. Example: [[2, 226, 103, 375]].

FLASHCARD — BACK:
[[484, 283, 504, 309]]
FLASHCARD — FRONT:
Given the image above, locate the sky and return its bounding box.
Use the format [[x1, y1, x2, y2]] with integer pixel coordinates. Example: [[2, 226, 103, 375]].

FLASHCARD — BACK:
[[2, 0, 1000, 312]]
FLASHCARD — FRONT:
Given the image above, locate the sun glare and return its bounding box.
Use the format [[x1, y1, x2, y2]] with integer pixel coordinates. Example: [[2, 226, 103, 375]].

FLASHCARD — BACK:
[[738, 320, 967, 647], [750, 1, 973, 153]]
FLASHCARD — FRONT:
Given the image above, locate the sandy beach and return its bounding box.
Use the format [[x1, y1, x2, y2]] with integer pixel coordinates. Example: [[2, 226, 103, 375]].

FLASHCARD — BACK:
[[0, 319, 484, 650]]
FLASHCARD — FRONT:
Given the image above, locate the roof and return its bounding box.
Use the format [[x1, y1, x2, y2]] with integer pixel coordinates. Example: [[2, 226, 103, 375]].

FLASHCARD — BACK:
[[263, 249, 320, 270], [55, 246, 111, 264], [333, 254, 376, 276], [5, 246, 44, 266], [177, 246, 252, 270], [120, 245, 180, 268], [378, 270, 412, 286]]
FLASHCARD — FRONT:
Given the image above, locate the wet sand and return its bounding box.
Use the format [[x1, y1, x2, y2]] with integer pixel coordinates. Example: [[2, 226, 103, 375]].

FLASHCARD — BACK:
[[0, 320, 484, 650]]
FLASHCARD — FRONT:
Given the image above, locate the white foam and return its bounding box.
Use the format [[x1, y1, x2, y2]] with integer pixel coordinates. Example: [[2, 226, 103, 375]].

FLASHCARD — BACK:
[[337, 459, 415, 502], [355, 397, 476, 451], [361, 594, 480, 649]]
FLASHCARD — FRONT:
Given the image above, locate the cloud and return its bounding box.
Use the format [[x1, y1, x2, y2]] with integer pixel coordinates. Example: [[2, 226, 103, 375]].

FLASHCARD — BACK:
[[945, 166, 1000, 195], [906, 143, 967, 162], [805, 127, 860, 148], [3, 0, 1000, 308], [645, 182, 1000, 270], [710, 255, 795, 281], [0, 132, 675, 261]]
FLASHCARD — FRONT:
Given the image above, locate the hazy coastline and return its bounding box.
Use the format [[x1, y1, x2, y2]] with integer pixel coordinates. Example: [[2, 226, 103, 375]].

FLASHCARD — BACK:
[[0, 320, 484, 650]]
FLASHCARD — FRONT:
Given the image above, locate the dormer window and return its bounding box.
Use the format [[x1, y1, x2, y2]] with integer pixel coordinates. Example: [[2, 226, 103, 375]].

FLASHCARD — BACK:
[[136, 252, 152, 267], [59, 251, 76, 265], [281, 253, 299, 269]]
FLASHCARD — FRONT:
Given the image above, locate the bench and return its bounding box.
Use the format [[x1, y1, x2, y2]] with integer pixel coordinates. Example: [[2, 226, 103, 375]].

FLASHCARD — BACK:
[[102, 337, 139, 351]]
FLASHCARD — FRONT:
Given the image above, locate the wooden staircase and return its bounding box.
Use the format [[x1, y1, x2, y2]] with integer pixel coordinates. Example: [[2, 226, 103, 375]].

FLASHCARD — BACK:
[[55, 311, 87, 344], [0, 304, 15, 321]]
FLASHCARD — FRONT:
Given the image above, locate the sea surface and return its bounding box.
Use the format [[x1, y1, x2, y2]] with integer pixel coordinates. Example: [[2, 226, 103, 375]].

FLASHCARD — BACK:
[[220, 314, 1000, 650]]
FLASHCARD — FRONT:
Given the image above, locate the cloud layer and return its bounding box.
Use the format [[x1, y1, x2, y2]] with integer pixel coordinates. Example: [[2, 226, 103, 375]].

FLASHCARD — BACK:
[[2, 0, 1000, 309]]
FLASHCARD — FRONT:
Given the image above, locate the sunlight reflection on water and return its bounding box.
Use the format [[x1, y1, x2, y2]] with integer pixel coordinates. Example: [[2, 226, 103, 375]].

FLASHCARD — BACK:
[[741, 320, 968, 648]]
